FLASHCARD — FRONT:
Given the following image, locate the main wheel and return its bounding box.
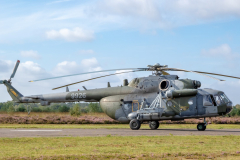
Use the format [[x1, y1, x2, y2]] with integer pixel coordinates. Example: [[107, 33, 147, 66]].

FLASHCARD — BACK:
[[129, 119, 141, 130], [197, 123, 206, 131], [149, 121, 159, 130]]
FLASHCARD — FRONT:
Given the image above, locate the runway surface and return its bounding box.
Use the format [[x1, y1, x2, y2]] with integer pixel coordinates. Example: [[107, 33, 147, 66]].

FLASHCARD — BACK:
[[1, 128, 240, 137]]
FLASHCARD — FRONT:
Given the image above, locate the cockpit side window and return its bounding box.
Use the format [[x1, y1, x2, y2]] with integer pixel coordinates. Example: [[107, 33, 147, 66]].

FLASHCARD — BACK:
[[214, 95, 222, 105], [203, 95, 214, 106], [210, 95, 217, 106]]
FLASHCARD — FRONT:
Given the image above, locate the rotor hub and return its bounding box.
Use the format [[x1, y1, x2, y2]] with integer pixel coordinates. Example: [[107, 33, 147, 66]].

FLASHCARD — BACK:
[[147, 63, 168, 75]]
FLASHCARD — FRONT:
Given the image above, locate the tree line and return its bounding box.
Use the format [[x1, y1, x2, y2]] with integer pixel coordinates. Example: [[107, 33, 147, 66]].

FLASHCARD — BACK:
[[0, 101, 103, 115], [229, 105, 240, 116], [1, 101, 240, 116]]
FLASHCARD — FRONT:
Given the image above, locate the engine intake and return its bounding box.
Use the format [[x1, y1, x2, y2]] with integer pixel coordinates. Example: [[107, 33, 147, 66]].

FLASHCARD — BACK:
[[193, 80, 201, 89], [159, 79, 170, 91]]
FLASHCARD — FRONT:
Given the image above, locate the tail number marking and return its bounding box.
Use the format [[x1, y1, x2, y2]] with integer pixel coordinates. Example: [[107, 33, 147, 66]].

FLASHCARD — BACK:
[[71, 93, 86, 99], [10, 89, 18, 97]]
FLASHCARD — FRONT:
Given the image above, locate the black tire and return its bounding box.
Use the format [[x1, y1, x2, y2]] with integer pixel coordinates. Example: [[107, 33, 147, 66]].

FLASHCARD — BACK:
[[197, 123, 206, 131], [149, 121, 159, 130], [129, 119, 141, 130]]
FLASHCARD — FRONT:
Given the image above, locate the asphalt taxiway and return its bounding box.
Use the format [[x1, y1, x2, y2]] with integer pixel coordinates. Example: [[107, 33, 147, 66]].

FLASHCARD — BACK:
[[0, 128, 240, 137]]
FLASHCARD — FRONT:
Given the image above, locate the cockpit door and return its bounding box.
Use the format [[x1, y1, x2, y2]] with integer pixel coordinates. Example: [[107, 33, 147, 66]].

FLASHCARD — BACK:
[[197, 95, 205, 115], [202, 95, 217, 114]]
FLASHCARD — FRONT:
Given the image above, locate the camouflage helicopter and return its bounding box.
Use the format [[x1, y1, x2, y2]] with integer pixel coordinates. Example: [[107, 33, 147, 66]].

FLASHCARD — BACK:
[[1, 60, 239, 131]]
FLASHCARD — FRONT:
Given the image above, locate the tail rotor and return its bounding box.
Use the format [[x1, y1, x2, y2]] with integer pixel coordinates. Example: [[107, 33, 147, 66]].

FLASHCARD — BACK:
[[0, 60, 20, 85], [1, 60, 23, 101], [8, 60, 20, 83]]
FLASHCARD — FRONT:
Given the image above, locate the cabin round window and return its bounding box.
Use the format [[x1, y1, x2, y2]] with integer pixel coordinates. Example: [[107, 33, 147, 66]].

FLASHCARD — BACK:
[[188, 100, 193, 105], [167, 101, 172, 107], [159, 79, 170, 91]]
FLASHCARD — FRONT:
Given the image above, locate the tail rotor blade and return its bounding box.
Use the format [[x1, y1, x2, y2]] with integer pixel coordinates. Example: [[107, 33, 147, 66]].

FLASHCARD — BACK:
[[10, 60, 20, 79]]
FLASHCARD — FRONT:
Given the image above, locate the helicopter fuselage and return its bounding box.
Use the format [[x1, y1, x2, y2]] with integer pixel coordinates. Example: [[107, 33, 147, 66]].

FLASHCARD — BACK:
[[2, 61, 237, 131], [6, 74, 232, 123]]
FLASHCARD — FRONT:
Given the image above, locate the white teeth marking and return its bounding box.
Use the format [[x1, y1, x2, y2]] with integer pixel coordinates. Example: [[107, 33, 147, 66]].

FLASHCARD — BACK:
[[11, 130, 62, 132]]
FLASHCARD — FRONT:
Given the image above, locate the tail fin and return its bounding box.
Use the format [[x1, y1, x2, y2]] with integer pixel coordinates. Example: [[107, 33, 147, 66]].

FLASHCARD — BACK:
[[3, 80, 23, 102]]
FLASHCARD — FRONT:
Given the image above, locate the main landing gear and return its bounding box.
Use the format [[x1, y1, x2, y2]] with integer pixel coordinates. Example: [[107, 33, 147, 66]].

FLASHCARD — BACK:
[[129, 118, 208, 131], [129, 119, 141, 130], [197, 117, 207, 131], [149, 121, 159, 130], [129, 120, 160, 130]]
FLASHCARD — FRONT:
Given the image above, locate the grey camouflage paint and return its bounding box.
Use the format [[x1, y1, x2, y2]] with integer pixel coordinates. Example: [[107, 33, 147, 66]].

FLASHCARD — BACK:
[[2, 74, 232, 122]]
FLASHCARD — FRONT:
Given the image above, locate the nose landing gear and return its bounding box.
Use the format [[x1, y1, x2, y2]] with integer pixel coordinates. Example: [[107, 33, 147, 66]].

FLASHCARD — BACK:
[[197, 117, 207, 131], [197, 123, 206, 131]]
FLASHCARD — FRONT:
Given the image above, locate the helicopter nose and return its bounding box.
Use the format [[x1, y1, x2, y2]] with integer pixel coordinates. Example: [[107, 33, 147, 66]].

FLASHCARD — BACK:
[[226, 101, 233, 114]]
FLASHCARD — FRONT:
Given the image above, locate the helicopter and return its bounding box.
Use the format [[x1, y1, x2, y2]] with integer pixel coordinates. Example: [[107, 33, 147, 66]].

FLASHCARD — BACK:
[[1, 60, 239, 131]]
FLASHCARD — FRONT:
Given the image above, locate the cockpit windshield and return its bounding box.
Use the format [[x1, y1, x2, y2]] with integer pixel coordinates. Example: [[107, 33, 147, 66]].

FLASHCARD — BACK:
[[219, 93, 230, 103], [214, 93, 230, 105]]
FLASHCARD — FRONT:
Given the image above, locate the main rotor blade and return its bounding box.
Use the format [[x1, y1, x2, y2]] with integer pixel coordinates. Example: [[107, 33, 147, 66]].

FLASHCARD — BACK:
[[52, 70, 144, 90], [162, 68, 240, 80], [162, 68, 224, 81], [10, 60, 20, 79], [161, 71, 170, 75], [30, 68, 146, 82], [185, 70, 224, 81]]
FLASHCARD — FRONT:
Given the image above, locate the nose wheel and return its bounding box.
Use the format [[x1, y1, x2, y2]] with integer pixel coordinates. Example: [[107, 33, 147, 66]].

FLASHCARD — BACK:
[[197, 123, 206, 131], [197, 117, 207, 131]]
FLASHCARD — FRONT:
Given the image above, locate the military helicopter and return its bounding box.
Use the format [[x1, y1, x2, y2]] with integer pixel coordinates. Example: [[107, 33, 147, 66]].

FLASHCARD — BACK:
[[1, 60, 239, 131]]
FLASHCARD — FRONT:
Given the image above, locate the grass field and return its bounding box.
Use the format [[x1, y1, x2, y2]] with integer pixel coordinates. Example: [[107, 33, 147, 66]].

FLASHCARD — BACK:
[[1, 123, 240, 129], [0, 136, 240, 159], [1, 113, 240, 159]]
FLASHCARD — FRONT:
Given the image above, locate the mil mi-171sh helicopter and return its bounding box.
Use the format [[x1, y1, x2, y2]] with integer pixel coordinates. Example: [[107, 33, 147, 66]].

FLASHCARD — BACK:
[[1, 60, 239, 131]]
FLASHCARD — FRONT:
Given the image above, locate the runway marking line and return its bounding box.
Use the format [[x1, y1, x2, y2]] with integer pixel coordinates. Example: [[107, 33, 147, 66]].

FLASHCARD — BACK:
[[11, 130, 62, 132]]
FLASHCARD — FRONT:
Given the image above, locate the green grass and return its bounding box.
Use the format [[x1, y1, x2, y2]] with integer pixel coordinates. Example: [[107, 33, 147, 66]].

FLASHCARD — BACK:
[[0, 136, 240, 159], [0, 123, 240, 129]]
